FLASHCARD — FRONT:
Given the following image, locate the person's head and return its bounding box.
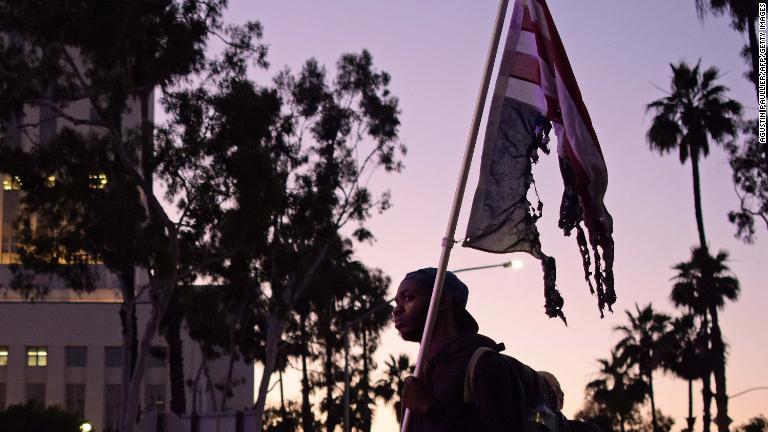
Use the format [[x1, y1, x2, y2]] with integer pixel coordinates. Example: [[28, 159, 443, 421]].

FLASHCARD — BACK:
[[392, 267, 479, 342], [538, 371, 564, 411]]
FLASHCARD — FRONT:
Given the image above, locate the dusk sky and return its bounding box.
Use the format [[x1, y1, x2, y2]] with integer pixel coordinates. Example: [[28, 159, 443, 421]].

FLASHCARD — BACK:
[[198, 1, 767, 430]]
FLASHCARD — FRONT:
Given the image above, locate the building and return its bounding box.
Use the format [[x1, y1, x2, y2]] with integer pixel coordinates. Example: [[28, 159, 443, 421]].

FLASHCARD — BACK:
[[0, 42, 254, 431]]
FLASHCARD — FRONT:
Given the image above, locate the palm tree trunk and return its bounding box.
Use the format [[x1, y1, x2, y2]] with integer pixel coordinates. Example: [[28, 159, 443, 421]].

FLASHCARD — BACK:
[[701, 311, 713, 432], [708, 306, 731, 432], [691, 153, 708, 249], [687, 378, 696, 432], [703, 371, 714, 432], [619, 413, 626, 432], [649, 373, 659, 432]]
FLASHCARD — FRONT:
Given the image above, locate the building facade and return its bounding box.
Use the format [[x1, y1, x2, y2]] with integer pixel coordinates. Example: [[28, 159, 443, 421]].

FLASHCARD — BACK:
[[0, 43, 254, 431]]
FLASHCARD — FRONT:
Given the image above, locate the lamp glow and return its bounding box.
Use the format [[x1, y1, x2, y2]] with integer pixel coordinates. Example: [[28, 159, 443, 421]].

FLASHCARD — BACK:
[[511, 260, 524, 270], [80, 422, 93, 432]]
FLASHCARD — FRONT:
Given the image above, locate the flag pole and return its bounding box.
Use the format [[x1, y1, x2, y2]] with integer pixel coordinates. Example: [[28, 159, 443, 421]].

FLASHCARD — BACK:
[[400, 0, 510, 430]]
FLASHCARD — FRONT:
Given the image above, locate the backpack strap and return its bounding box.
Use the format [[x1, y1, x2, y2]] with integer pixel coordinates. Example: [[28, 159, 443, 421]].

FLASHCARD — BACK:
[[463, 346, 496, 403]]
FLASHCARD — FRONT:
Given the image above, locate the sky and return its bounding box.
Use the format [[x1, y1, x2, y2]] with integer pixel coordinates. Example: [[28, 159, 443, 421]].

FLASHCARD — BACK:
[[200, 1, 767, 430]]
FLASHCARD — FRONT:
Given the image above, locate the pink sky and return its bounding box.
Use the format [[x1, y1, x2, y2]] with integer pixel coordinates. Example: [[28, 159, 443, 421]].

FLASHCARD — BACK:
[[216, 1, 767, 430]]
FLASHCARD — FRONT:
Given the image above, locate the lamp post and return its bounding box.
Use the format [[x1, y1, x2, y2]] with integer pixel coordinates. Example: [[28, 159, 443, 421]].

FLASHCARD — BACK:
[[451, 261, 512, 273], [340, 260, 513, 432], [729, 386, 768, 399]]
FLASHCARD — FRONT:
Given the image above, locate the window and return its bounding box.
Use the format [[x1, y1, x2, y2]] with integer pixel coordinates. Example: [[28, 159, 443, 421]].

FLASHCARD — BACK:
[[1, 187, 20, 264], [105, 347, 122, 368], [104, 385, 121, 432], [144, 384, 165, 412], [65, 384, 85, 417], [0, 383, 6, 410], [65, 346, 87, 367], [88, 173, 108, 190], [148, 346, 166, 368], [26, 383, 45, 404], [0, 346, 8, 366], [26, 346, 47, 367]]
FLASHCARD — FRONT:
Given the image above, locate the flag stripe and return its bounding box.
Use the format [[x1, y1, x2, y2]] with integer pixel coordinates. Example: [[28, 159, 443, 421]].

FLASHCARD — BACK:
[[509, 52, 542, 85], [505, 77, 548, 113], [527, 0, 603, 157]]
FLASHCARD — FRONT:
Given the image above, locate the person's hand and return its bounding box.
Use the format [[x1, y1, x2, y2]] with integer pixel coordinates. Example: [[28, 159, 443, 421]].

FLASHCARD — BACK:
[[401, 376, 433, 414]]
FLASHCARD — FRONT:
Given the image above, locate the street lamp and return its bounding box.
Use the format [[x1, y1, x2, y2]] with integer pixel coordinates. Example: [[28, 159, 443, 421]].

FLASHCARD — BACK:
[[340, 260, 514, 432], [729, 386, 768, 399], [80, 422, 93, 432], [451, 260, 512, 273]]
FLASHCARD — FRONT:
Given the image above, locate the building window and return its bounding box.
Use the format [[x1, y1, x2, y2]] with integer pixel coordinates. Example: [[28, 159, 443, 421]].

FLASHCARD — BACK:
[[145, 384, 166, 412], [0, 383, 6, 410], [26, 383, 45, 404], [88, 173, 108, 190], [105, 347, 122, 368], [65, 384, 85, 418], [26, 346, 47, 367], [1, 188, 21, 264], [148, 346, 166, 368], [65, 346, 87, 367], [0, 346, 8, 366], [104, 384, 121, 432]]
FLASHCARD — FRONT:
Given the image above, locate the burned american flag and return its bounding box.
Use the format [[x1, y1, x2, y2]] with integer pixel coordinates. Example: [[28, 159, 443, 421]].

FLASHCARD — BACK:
[[463, 0, 615, 322]]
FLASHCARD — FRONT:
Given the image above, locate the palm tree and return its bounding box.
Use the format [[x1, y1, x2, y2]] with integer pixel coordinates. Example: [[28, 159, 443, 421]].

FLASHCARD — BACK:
[[587, 351, 649, 432], [614, 304, 672, 432], [646, 61, 742, 249], [673, 247, 741, 432], [663, 314, 708, 432], [374, 353, 413, 425], [672, 254, 715, 432]]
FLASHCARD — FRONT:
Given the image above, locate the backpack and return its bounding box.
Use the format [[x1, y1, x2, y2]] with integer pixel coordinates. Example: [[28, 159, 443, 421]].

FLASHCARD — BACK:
[[463, 346, 569, 432]]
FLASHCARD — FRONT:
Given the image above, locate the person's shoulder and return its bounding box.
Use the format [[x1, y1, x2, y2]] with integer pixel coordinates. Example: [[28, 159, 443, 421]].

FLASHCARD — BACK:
[[472, 338, 511, 377], [467, 332, 500, 350]]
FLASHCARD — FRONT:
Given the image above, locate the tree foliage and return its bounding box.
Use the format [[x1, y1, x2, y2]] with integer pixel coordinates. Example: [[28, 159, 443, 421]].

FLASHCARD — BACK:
[[0, 401, 83, 432], [725, 119, 768, 243], [735, 415, 768, 432]]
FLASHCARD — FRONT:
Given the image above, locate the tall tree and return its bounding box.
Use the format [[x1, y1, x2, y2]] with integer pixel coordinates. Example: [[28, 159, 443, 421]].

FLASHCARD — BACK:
[[614, 304, 672, 432], [672, 247, 741, 432], [662, 314, 707, 432], [646, 61, 742, 249], [159, 48, 404, 430], [585, 352, 649, 432], [374, 354, 414, 426]]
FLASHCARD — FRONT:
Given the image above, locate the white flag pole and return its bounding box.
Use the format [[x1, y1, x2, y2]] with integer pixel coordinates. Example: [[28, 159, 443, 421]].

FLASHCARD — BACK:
[[400, 0, 510, 430]]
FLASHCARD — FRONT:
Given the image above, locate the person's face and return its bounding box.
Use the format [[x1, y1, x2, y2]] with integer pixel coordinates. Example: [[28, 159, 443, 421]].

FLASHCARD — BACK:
[[392, 278, 430, 342]]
